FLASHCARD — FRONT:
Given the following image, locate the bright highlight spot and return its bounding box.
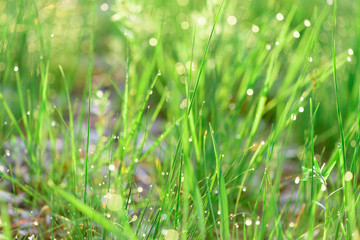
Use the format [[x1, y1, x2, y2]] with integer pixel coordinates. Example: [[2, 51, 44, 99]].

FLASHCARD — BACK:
[[197, 17, 206, 25], [276, 13, 284, 21], [100, 3, 109, 11], [246, 88, 254, 96], [304, 19, 311, 27], [109, 164, 115, 171], [149, 38, 158, 46], [252, 25, 260, 33], [293, 31, 300, 38], [245, 218, 252, 226], [344, 171, 353, 181], [227, 16, 237, 25]]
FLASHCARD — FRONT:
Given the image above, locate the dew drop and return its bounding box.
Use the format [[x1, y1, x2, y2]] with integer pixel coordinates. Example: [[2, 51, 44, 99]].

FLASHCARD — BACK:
[[344, 171, 353, 181], [251, 25, 260, 33], [246, 89, 254, 96], [149, 38, 157, 46], [100, 3, 109, 11], [227, 16, 237, 26], [276, 13, 284, 21], [293, 31, 300, 39], [197, 17, 207, 25], [109, 164, 115, 171], [245, 218, 252, 226]]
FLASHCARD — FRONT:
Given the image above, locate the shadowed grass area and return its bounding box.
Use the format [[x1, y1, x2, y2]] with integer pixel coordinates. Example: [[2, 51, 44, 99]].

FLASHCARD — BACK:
[[0, 0, 359, 239]]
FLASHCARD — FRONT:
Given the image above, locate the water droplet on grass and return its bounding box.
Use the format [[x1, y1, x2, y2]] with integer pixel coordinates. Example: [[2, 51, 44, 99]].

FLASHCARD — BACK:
[[299, 107, 304, 113], [106, 194, 123, 212], [164, 229, 179, 240], [344, 171, 353, 181], [109, 164, 115, 171], [252, 25, 260, 33], [100, 3, 109, 11], [227, 16, 237, 25], [246, 89, 254, 96], [304, 19, 311, 27], [348, 49, 354, 55], [293, 31, 300, 38], [14, 66, 19, 72], [149, 38, 157, 46], [245, 218, 252, 226], [197, 17, 207, 25], [276, 13, 284, 21]]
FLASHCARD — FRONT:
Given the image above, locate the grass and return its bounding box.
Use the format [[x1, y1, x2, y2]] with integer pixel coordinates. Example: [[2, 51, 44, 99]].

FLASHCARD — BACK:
[[0, 0, 360, 239]]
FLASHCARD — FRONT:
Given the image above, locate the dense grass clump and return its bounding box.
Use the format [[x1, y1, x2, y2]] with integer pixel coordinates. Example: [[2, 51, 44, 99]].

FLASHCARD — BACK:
[[0, 0, 359, 239]]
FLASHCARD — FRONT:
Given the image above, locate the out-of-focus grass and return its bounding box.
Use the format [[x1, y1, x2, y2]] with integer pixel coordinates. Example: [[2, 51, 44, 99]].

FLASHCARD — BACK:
[[0, 0, 359, 239]]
